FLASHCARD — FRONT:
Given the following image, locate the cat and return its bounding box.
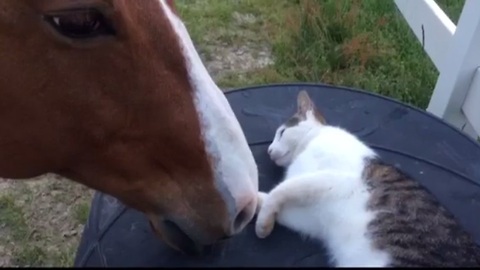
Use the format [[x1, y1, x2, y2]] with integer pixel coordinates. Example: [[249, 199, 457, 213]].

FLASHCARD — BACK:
[[254, 90, 480, 267]]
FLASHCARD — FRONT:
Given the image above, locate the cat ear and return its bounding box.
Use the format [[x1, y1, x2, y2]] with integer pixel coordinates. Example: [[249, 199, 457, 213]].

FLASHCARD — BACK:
[[297, 90, 315, 116], [296, 90, 327, 124]]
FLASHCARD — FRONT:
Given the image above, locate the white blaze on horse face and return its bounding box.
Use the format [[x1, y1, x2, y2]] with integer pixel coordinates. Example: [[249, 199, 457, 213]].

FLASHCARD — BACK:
[[159, 1, 259, 233]]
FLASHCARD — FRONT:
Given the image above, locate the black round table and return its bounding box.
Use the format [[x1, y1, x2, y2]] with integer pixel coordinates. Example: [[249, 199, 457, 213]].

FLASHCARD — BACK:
[[74, 83, 480, 267]]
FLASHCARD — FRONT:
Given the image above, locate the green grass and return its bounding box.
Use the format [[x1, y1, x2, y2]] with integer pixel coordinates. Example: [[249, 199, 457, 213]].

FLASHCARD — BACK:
[[0, 184, 87, 267], [178, 0, 465, 109], [0, 194, 47, 266], [0, 195, 30, 241], [437, 0, 465, 24], [12, 246, 47, 267], [73, 202, 90, 225]]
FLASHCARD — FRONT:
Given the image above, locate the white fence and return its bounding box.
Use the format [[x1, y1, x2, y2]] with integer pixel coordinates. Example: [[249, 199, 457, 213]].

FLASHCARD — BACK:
[[394, 0, 480, 140]]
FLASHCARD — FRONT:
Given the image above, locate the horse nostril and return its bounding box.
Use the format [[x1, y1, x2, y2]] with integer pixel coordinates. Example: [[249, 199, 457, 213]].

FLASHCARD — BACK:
[[233, 208, 248, 232], [231, 197, 255, 234]]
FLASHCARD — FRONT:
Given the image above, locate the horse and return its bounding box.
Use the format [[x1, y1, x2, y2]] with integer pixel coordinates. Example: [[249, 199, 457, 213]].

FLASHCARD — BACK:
[[0, 0, 259, 255]]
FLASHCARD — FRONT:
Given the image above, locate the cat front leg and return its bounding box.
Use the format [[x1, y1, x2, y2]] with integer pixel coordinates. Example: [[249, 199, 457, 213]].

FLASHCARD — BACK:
[[255, 192, 278, 238], [255, 191, 268, 215], [255, 171, 341, 239]]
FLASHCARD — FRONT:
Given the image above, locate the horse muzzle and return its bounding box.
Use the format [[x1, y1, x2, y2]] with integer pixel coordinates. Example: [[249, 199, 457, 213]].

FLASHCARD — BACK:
[[148, 216, 228, 256]]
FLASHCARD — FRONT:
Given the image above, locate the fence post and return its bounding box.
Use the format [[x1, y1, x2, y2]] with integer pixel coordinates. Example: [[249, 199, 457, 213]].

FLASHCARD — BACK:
[[462, 68, 480, 138], [425, 0, 480, 135], [393, 0, 455, 70]]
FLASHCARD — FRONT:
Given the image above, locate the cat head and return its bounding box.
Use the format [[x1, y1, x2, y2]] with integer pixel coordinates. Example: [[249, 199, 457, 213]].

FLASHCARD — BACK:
[[268, 90, 327, 167]]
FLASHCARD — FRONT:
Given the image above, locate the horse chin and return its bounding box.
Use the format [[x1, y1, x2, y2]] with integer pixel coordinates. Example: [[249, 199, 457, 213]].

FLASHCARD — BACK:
[[148, 219, 205, 256]]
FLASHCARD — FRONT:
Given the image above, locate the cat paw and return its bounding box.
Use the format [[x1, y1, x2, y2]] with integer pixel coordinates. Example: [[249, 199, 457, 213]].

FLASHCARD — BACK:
[[255, 191, 268, 215], [255, 214, 275, 238], [255, 206, 275, 239]]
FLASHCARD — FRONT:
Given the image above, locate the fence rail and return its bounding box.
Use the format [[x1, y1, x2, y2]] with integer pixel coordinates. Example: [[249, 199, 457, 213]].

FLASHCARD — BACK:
[[394, 0, 480, 139]]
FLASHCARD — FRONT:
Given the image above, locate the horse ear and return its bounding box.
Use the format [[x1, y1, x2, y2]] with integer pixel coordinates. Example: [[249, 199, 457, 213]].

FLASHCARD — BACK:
[[297, 90, 315, 116]]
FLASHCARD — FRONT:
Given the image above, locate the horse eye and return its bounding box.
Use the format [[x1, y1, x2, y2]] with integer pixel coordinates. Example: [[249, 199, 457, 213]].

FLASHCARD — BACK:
[[44, 8, 115, 39]]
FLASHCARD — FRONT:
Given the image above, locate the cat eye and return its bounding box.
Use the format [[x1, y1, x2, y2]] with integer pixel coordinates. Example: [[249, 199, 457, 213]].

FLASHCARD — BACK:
[[279, 129, 286, 137], [43, 8, 116, 39]]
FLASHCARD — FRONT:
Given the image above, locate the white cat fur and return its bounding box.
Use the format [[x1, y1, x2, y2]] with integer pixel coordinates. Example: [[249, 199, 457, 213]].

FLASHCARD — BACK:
[[255, 91, 391, 267]]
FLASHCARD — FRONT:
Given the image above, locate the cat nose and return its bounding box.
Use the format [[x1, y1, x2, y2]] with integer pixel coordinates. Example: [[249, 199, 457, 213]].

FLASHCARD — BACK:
[[267, 147, 272, 155]]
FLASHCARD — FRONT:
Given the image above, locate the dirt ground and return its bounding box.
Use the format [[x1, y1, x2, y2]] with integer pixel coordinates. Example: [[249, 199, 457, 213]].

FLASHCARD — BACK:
[[0, 11, 273, 267]]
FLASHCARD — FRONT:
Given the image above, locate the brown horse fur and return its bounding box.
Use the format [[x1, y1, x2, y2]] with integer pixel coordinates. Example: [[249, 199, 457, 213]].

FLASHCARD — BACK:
[[0, 0, 259, 254]]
